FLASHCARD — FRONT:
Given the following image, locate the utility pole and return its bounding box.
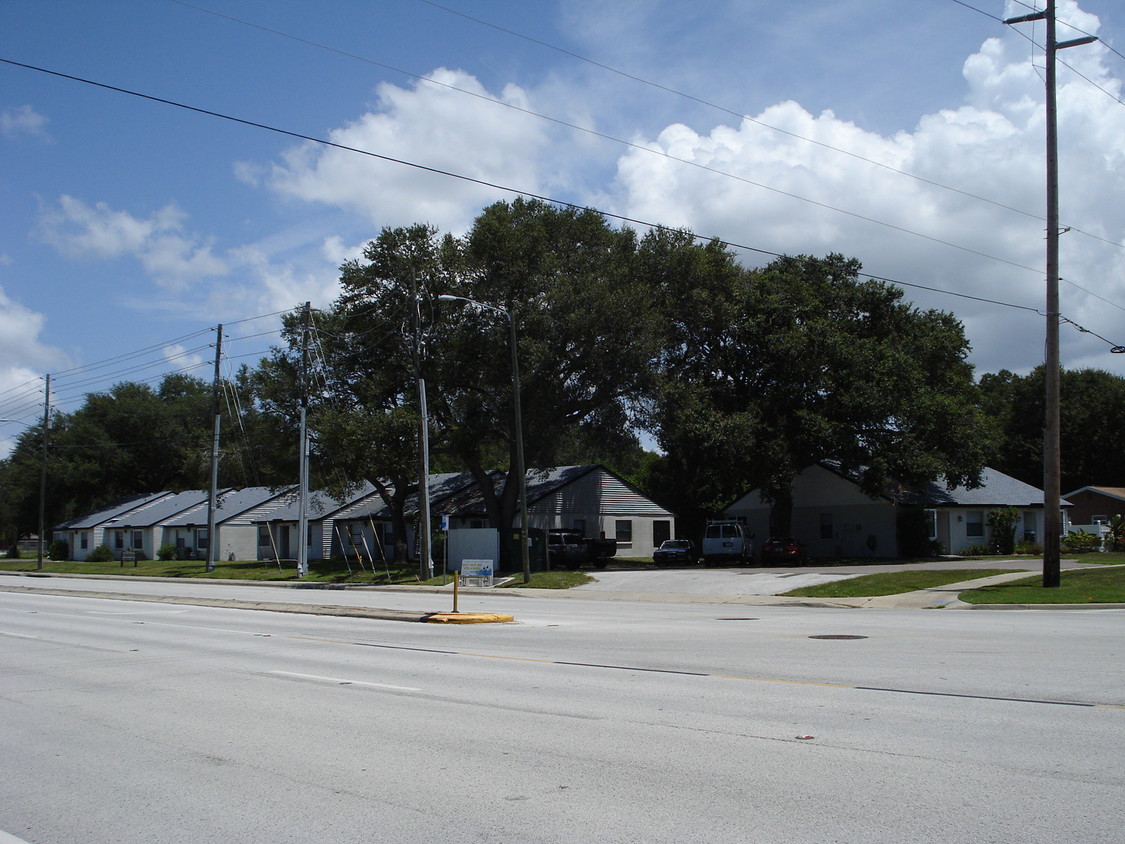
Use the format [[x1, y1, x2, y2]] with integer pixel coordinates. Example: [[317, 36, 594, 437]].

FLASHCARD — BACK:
[[411, 274, 434, 581], [1004, 1, 1096, 588], [297, 302, 311, 578], [37, 373, 49, 570], [205, 324, 223, 572]]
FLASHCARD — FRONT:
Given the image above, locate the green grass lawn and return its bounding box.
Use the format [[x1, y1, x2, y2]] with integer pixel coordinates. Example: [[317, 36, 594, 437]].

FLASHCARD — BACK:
[[959, 565, 1125, 604], [780, 569, 1013, 598], [0, 557, 437, 585]]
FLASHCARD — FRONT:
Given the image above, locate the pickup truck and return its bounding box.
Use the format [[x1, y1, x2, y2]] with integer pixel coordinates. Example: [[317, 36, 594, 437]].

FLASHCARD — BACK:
[[546, 528, 617, 570]]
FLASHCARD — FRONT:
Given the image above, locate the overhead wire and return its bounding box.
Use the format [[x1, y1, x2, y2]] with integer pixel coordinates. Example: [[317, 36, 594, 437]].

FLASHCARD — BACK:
[[167, 0, 1120, 252]]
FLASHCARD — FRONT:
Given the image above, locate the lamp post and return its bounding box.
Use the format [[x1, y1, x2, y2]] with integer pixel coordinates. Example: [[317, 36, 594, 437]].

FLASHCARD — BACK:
[[438, 295, 531, 584]]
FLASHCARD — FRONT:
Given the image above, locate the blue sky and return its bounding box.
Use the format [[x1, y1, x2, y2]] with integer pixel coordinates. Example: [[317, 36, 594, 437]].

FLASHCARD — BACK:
[[2, 1, 1124, 455]]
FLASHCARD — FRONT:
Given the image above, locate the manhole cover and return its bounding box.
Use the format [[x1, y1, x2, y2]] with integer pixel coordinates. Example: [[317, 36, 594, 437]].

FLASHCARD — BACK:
[[808, 634, 868, 640]]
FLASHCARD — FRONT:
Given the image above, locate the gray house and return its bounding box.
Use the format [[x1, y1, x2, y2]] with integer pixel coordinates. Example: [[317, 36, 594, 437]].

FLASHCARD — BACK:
[[444, 465, 676, 557], [98, 490, 213, 560], [724, 463, 1062, 558]]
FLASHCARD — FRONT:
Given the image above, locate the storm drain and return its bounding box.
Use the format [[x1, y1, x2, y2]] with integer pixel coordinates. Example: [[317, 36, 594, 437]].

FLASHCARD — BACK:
[[716, 617, 760, 621], [808, 634, 868, 640]]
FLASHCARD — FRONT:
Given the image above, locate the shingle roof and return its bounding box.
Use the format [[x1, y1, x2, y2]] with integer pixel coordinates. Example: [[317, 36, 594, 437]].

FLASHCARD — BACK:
[[822, 462, 1059, 508], [55, 492, 170, 530], [1063, 486, 1125, 503]]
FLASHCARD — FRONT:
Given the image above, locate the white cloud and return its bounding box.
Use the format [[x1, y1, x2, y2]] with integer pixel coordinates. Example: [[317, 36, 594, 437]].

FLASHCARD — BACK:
[[0, 105, 48, 139], [0, 286, 69, 456], [607, 6, 1125, 376], [37, 196, 229, 289], [266, 68, 549, 234]]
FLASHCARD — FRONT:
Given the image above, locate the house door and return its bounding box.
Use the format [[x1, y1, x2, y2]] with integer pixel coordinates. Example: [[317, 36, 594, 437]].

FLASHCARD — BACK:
[[279, 526, 291, 559]]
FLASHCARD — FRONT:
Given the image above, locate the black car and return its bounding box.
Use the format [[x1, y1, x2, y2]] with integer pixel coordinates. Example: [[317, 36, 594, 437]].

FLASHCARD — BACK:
[[652, 539, 698, 566], [760, 536, 807, 565]]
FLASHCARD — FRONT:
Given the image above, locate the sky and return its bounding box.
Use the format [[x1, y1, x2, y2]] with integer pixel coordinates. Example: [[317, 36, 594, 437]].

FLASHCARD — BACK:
[[1, 0, 1124, 457]]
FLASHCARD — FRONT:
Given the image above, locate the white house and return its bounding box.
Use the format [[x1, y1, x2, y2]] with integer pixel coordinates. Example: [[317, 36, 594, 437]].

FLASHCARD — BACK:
[[724, 463, 1062, 558], [55, 492, 171, 560]]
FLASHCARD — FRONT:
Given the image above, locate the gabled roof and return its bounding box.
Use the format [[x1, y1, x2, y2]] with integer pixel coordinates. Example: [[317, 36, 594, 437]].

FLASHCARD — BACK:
[[439, 464, 673, 518], [822, 462, 1059, 508], [162, 487, 289, 527], [329, 473, 482, 521], [248, 482, 375, 523], [108, 490, 214, 528], [1063, 486, 1125, 503], [55, 491, 170, 530]]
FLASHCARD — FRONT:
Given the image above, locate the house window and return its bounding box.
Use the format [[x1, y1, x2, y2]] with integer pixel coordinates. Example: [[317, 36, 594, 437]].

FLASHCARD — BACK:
[[819, 513, 833, 540], [572, 519, 587, 535], [615, 520, 633, 543], [653, 520, 671, 546], [965, 511, 984, 537], [131, 531, 143, 549], [80, 533, 88, 550], [924, 510, 937, 541], [258, 525, 271, 547], [114, 531, 124, 549], [349, 524, 363, 547], [196, 529, 209, 550], [1092, 514, 1108, 525]]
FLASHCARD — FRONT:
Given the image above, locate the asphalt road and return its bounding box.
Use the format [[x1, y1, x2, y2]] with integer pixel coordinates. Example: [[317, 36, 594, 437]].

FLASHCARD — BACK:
[[0, 579, 1122, 843]]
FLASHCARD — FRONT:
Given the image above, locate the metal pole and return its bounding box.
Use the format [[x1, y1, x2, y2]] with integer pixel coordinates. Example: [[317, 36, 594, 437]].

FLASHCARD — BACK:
[[206, 325, 223, 572], [413, 277, 433, 581], [37, 374, 49, 569]]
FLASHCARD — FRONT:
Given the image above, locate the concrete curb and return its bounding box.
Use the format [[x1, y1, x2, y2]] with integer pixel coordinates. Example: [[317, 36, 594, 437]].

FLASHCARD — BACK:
[[0, 583, 518, 624]]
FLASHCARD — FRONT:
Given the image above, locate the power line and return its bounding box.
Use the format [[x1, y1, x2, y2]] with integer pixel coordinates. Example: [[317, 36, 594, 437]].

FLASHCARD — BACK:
[[166, 0, 1125, 253], [2, 55, 1121, 358]]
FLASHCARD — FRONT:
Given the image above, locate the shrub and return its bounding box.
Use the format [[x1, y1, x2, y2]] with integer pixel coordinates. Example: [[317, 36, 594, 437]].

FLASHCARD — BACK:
[[1014, 540, 1043, 556], [49, 539, 69, 560], [86, 544, 114, 562], [987, 506, 1020, 555], [961, 543, 991, 557], [1062, 530, 1100, 554], [157, 544, 177, 561]]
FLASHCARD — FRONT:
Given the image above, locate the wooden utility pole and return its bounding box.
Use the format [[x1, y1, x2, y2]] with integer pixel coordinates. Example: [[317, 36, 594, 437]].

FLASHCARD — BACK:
[[1004, 1, 1096, 588]]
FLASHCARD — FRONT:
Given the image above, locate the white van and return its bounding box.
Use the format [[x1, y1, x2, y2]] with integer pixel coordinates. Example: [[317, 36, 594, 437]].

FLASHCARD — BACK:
[[701, 521, 753, 564]]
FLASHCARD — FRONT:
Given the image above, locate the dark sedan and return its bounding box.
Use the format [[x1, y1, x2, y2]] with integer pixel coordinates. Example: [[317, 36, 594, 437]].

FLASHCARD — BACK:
[[652, 539, 699, 566], [760, 536, 807, 565]]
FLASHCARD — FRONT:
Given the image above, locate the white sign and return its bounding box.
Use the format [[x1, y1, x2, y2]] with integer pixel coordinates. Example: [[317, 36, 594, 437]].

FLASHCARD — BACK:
[[459, 558, 495, 587]]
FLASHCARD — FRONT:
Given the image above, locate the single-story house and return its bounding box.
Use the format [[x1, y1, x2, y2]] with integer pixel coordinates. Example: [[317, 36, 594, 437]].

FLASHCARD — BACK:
[[159, 487, 293, 561], [96, 490, 214, 560], [443, 465, 676, 558], [1062, 486, 1125, 526], [724, 463, 1065, 558], [54, 491, 172, 560], [328, 473, 479, 563], [245, 483, 375, 562]]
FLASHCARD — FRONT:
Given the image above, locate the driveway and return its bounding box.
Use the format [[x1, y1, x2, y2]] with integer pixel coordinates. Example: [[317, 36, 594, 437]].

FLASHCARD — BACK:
[[575, 559, 1083, 597]]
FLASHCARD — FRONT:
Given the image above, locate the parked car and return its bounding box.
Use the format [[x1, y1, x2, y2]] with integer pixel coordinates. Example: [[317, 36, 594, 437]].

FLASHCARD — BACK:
[[547, 528, 617, 570], [652, 539, 698, 566], [760, 536, 807, 565], [701, 520, 753, 565]]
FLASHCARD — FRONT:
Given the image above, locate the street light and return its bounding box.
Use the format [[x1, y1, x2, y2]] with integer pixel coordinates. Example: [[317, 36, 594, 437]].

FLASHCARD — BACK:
[[438, 295, 531, 584]]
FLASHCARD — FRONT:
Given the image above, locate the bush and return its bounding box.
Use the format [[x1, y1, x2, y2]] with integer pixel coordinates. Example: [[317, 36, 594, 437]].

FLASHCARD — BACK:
[[1014, 540, 1043, 556], [1062, 530, 1100, 553], [157, 544, 177, 561], [987, 507, 1020, 555], [86, 544, 115, 562], [49, 539, 69, 560], [962, 543, 991, 557]]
